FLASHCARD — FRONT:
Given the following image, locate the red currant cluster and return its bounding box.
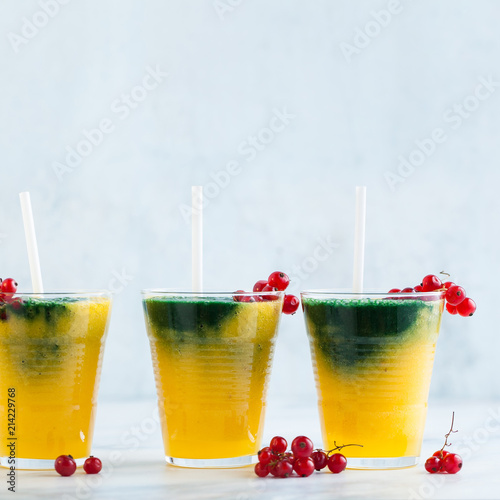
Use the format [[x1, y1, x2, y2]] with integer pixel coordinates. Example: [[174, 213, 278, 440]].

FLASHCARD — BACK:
[[255, 435, 352, 478], [55, 454, 102, 477], [234, 271, 300, 315], [388, 273, 476, 317], [424, 413, 462, 474]]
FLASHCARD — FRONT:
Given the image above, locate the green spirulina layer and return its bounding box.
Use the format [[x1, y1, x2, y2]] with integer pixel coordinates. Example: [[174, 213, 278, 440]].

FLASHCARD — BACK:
[[0, 297, 80, 323], [143, 297, 242, 341], [303, 298, 441, 368]]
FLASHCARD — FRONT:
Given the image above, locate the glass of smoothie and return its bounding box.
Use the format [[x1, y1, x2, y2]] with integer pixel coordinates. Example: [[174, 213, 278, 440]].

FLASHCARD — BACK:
[[301, 290, 444, 469], [0, 291, 112, 470], [142, 290, 284, 468]]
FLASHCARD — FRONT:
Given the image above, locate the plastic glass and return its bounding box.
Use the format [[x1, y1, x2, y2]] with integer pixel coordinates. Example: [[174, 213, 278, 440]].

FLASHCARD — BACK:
[[301, 290, 445, 469], [0, 291, 112, 470], [142, 290, 283, 468]]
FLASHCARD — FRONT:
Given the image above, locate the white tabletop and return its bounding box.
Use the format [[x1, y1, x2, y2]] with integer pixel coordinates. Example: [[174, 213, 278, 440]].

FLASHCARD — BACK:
[[8, 399, 500, 500]]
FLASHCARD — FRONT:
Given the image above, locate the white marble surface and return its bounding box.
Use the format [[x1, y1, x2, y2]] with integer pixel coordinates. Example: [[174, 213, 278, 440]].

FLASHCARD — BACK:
[[6, 399, 500, 500]]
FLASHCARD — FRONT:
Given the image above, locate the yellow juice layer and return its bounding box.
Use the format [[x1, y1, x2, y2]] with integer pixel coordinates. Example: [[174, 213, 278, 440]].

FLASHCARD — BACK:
[[0, 297, 111, 461], [144, 298, 282, 460], [306, 300, 442, 459]]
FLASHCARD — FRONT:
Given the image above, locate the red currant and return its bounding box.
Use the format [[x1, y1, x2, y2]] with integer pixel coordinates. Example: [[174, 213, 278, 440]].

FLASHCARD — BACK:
[[291, 436, 314, 458], [261, 284, 279, 301], [83, 456, 102, 474], [425, 456, 442, 474], [233, 290, 246, 302], [269, 461, 281, 477], [400, 287, 415, 293], [388, 288, 401, 293], [443, 453, 462, 474], [282, 295, 299, 315], [268, 271, 290, 291], [422, 275, 442, 292], [432, 450, 450, 460], [258, 447, 274, 466], [293, 457, 315, 477], [445, 285, 466, 306], [327, 453, 347, 473], [276, 459, 294, 478], [1, 278, 17, 294], [444, 281, 455, 290], [254, 462, 270, 477], [445, 302, 458, 315], [414, 285, 424, 292], [311, 450, 328, 471], [457, 298, 476, 317], [270, 436, 287, 454], [54, 455, 77, 476], [253, 280, 268, 293]]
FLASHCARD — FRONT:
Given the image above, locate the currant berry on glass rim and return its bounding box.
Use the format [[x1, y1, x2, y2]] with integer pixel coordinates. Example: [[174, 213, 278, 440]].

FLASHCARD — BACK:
[[388, 272, 476, 317], [425, 412, 462, 474], [233, 271, 299, 315]]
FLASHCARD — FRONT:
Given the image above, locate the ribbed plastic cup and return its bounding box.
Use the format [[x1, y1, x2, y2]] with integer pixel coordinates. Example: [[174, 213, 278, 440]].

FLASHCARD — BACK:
[[0, 292, 112, 470], [142, 290, 283, 468], [301, 290, 444, 469]]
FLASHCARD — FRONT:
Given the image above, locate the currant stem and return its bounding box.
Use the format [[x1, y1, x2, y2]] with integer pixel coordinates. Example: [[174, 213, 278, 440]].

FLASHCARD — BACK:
[[440, 411, 458, 452], [326, 441, 363, 454]]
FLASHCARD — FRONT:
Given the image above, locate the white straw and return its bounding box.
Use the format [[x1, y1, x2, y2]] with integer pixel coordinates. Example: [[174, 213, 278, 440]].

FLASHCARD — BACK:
[[352, 186, 366, 293], [19, 192, 44, 293], [191, 186, 203, 292]]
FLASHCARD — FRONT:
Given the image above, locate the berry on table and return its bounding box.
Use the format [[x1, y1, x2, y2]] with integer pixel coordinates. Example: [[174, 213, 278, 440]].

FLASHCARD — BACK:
[[268, 271, 290, 291], [425, 412, 462, 474], [54, 455, 77, 476], [83, 456, 102, 474], [443, 453, 462, 474], [257, 446, 275, 466], [291, 436, 314, 458], [270, 436, 287, 454], [327, 453, 347, 473], [254, 462, 270, 477], [311, 450, 328, 471], [276, 459, 294, 478], [294, 457, 315, 477], [425, 456, 442, 473], [282, 295, 299, 315], [388, 288, 401, 293], [400, 287, 415, 293]]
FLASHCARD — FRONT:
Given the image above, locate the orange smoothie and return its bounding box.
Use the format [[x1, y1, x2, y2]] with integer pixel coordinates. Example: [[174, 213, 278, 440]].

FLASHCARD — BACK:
[[143, 292, 283, 467], [302, 292, 444, 468], [0, 293, 111, 469]]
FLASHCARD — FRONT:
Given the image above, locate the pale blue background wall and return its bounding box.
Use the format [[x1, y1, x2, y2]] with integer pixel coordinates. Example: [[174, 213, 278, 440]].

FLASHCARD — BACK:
[[0, 0, 498, 408]]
